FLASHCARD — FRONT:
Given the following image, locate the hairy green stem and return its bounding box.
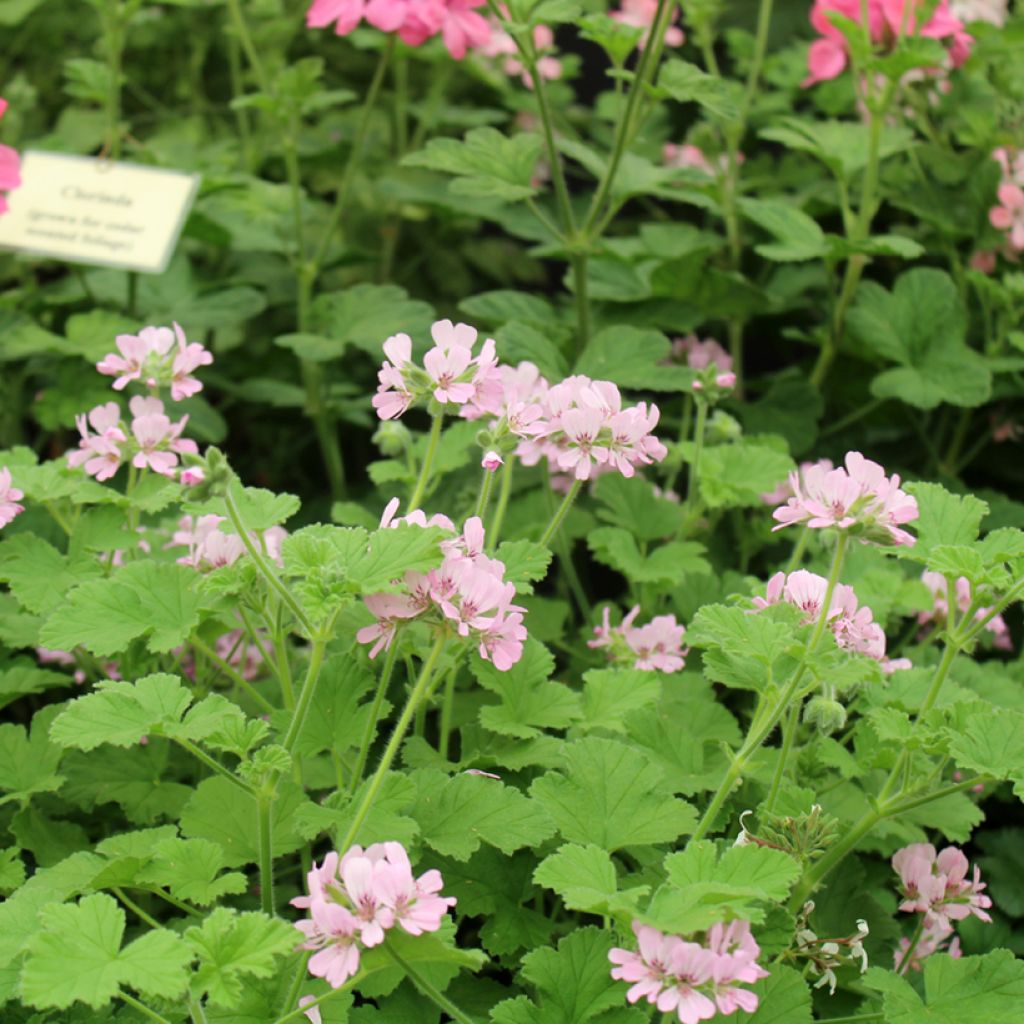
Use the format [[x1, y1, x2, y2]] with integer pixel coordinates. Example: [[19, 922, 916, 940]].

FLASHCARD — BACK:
[[118, 993, 173, 1024], [475, 464, 497, 520], [190, 635, 275, 714], [270, 973, 363, 1024], [487, 457, 515, 549], [349, 631, 403, 792], [408, 413, 444, 511], [339, 636, 446, 851], [384, 946, 479, 1024], [258, 792, 274, 915], [112, 887, 161, 929], [540, 479, 582, 547], [177, 739, 256, 796], [283, 629, 333, 753]]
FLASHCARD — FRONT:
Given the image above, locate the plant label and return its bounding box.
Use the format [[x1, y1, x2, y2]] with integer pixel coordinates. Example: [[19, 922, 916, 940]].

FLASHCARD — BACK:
[[0, 151, 200, 273]]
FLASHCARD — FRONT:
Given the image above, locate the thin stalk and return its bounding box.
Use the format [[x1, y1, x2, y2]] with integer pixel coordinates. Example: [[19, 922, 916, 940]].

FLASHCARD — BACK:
[[439, 668, 457, 761], [408, 412, 444, 511], [785, 529, 810, 573], [763, 703, 799, 814], [475, 465, 497, 520], [957, 576, 1024, 646], [270, 973, 362, 1024], [894, 914, 926, 975], [224, 0, 270, 92], [112, 887, 161, 929], [118, 993, 172, 1024], [140, 886, 202, 918], [190, 635, 275, 714], [270, 611, 297, 708], [339, 636, 447, 851], [283, 629, 333, 753], [224, 487, 314, 637], [190, 996, 209, 1024], [384, 946, 478, 1024], [258, 792, 274, 915], [102, 4, 125, 160], [540, 479, 582, 547], [236, 603, 278, 685], [487, 457, 515, 549], [885, 775, 989, 815], [349, 632, 403, 792], [177, 739, 257, 796], [279, 953, 312, 1018]]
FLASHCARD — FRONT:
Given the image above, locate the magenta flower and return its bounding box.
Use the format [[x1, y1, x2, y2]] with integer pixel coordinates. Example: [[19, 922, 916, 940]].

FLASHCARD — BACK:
[[0, 98, 22, 216], [772, 451, 918, 546], [892, 843, 992, 933], [0, 467, 24, 529]]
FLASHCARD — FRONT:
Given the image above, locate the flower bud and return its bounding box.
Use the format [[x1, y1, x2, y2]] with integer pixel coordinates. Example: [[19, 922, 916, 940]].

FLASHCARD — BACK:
[[373, 420, 412, 457], [804, 696, 847, 735], [482, 451, 504, 471]]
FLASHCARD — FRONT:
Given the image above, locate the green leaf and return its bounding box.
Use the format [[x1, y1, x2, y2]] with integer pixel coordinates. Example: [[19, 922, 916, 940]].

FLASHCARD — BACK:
[[0, 533, 102, 615], [20, 893, 191, 1009], [580, 668, 662, 733], [348, 524, 447, 593], [0, 661, 72, 711], [227, 482, 300, 531], [473, 637, 581, 738], [906, 482, 987, 560], [530, 737, 697, 851], [50, 673, 244, 750], [699, 442, 796, 509], [848, 269, 991, 410], [518, 927, 625, 1024], [574, 325, 690, 392], [40, 562, 204, 657], [949, 710, 1024, 796], [136, 837, 247, 906], [588, 527, 710, 586], [594, 475, 682, 541], [411, 768, 556, 860], [687, 604, 799, 663], [0, 715, 64, 805], [738, 198, 828, 262], [533, 844, 646, 916], [864, 949, 1024, 1022], [186, 907, 299, 1008], [403, 127, 542, 202], [658, 60, 742, 121], [745, 965, 812, 1024], [495, 540, 553, 595]]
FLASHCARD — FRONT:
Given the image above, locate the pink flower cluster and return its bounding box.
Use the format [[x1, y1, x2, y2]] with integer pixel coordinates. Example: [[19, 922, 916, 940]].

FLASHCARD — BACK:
[[0, 98, 22, 216], [611, 0, 685, 50], [68, 398, 197, 482], [307, 0, 489, 59], [0, 466, 24, 530], [803, 0, 972, 87], [589, 605, 688, 673], [292, 841, 456, 989], [673, 335, 736, 393], [357, 500, 526, 670], [171, 514, 287, 571], [755, 569, 909, 669], [609, 920, 767, 1023], [373, 324, 668, 485], [988, 148, 1024, 256], [892, 843, 992, 939], [372, 319, 500, 421], [918, 571, 1012, 650], [760, 459, 833, 507], [771, 451, 919, 547], [97, 323, 213, 402], [479, 7, 561, 88]]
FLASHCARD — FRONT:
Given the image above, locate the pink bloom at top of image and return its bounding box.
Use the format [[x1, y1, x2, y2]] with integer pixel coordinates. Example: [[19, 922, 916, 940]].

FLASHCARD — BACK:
[[379, 495, 456, 532], [556, 406, 608, 481], [296, 899, 362, 988], [436, 0, 491, 59], [424, 340, 476, 405], [601, 403, 668, 478], [0, 466, 24, 529], [611, 0, 685, 48], [291, 851, 341, 910], [479, 12, 561, 87], [990, 183, 1024, 251], [67, 401, 127, 481], [98, 325, 177, 390], [440, 559, 516, 636], [307, 0, 366, 34], [0, 96, 21, 216], [609, 922, 684, 1005]]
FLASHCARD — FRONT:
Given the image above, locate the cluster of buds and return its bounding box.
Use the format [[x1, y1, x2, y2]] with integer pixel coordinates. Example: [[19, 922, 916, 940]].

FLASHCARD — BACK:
[[170, 514, 287, 571], [372, 320, 500, 421], [588, 604, 688, 673], [734, 805, 840, 864], [892, 843, 992, 933], [753, 569, 909, 674], [988, 147, 1024, 257], [356, 500, 527, 671], [918, 571, 1012, 649], [68, 398, 197, 482], [673, 335, 736, 396], [771, 451, 919, 547], [97, 322, 213, 401], [609, 920, 767, 1022], [292, 841, 456, 990], [792, 901, 869, 995]]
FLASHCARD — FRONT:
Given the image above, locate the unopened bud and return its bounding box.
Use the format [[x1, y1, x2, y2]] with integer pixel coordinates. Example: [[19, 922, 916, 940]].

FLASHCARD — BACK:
[[482, 451, 504, 472]]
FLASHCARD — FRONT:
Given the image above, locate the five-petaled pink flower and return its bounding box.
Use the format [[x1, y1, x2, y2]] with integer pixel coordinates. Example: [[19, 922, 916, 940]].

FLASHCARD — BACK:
[[97, 322, 212, 400], [892, 843, 992, 933], [590, 605, 688, 673]]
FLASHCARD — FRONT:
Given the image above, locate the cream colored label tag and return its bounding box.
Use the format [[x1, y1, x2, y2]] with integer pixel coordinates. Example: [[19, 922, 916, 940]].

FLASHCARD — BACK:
[[0, 151, 200, 273]]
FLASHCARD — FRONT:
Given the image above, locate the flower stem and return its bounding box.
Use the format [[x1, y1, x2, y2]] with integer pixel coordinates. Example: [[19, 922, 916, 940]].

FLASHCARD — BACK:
[[475, 465, 497, 520], [112, 887, 161, 929], [540, 479, 582, 547], [118, 993, 172, 1024], [339, 636, 447, 851], [258, 791, 274, 915], [224, 0, 270, 92], [223, 485, 314, 637], [269, 973, 363, 1024], [439, 667, 458, 761], [282, 627, 334, 753], [383, 946, 479, 1024], [894, 914, 926, 975], [190, 635, 276, 714], [177, 739, 257, 796], [408, 413, 444, 511], [349, 631, 403, 792], [487, 456, 515, 550]]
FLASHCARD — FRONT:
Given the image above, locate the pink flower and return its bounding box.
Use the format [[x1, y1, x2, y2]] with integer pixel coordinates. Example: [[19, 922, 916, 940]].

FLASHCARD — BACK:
[[892, 843, 992, 933], [0, 467, 24, 528], [307, 0, 366, 34], [760, 459, 834, 507], [894, 918, 961, 973], [341, 853, 395, 946], [170, 324, 214, 401], [674, 335, 733, 373], [918, 571, 1012, 650], [180, 466, 205, 486], [0, 98, 21, 216], [298, 995, 322, 1024], [67, 402, 127, 481], [990, 182, 1024, 252], [479, 12, 561, 87], [611, 0, 685, 49], [591, 606, 688, 673], [436, 0, 490, 59], [128, 395, 197, 477], [803, 0, 972, 87], [97, 322, 212, 400], [374, 843, 457, 935], [296, 899, 362, 988], [656, 943, 718, 1023], [482, 451, 504, 471], [771, 451, 918, 546], [356, 592, 420, 658], [610, 922, 685, 1006]]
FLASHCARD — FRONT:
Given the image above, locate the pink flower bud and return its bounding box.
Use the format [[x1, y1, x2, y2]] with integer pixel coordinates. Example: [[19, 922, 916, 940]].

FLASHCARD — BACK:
[[180, 466, 205, 486], [481, 451, 504, 471]]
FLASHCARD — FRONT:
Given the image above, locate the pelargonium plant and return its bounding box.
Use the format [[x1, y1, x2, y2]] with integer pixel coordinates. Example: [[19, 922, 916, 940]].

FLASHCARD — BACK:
[[1, 0, 1023, 1023]]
